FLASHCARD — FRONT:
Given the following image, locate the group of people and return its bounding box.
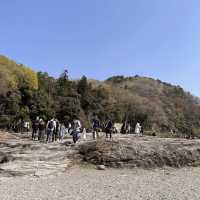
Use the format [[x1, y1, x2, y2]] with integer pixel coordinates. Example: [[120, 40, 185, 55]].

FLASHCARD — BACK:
[[32, 117, 79, 143], [13, 119, 31, 133], [92, 117, 144, 139], [30, 116, 115, 144], [32, 117, 84, 144], [29, 116, 144, 144], [92, 117, 113, 139], [121, 120, 144, 136]]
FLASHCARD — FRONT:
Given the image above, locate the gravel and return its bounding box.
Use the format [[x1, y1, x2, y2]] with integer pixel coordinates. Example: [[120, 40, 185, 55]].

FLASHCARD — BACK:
[[0, 166, 200, 200]]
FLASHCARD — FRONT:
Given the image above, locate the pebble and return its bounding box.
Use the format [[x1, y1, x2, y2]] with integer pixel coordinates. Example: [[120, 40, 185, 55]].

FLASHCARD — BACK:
[[97, 165, 106, 170]]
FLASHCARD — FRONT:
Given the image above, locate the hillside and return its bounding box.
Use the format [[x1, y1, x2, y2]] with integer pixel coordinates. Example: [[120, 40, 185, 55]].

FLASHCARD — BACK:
[[0, 55, 38, 94], [90, 76, 200, 135], [0, 55, 200, 136]]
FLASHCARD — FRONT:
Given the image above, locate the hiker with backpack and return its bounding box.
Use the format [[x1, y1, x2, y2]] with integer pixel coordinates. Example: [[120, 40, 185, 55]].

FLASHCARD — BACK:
[[92, 116, 101, 139]]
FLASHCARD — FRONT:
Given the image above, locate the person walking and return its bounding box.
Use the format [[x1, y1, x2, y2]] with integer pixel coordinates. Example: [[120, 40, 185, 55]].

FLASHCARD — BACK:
[[105, 119, 113, 139], [71, 119, 82, 144], [59, 123, 66, 142], [46, 119, 56, 143]]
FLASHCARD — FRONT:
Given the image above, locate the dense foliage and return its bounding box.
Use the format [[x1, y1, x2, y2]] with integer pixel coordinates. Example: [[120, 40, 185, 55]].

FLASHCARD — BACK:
[[0, 55, 38, 93], [0, 56, 108, 128], [1, 56, 200, 136]]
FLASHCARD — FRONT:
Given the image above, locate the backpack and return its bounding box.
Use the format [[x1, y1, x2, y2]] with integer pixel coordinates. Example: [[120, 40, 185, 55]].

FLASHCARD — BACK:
[[34, 120, 39, 128], [106, 121, 112, 130], [39, 121, 45, 130], [93, 119, 100, 129], [73, 120, 81, 131], [48, 121, 54, 129]]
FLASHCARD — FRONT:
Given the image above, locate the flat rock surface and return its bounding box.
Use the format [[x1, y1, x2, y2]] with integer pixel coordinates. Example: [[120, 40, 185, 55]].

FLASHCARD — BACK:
[[79, 135, 200, 168], [0, 131, 76, 178]]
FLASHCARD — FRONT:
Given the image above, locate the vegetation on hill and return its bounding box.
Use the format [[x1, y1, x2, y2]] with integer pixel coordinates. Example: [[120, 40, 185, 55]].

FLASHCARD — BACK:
[[103, 76, 200, 135], [0, 56, 200, 136]]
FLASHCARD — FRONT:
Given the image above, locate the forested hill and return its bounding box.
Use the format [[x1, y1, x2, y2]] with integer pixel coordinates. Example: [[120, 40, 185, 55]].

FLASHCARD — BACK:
[[100, 76, 200, 134], [0, 55, 200, 136], [0, 55, 38, 93]]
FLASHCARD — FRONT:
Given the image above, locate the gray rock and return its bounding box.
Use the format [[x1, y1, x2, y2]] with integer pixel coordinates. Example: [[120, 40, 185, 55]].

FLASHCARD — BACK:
[[79, 136, 200, 169], [97, 165, 106, 170]]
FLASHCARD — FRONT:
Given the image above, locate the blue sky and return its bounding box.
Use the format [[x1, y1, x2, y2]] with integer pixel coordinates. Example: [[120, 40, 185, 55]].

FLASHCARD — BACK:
[[1, 0, 200, 96]]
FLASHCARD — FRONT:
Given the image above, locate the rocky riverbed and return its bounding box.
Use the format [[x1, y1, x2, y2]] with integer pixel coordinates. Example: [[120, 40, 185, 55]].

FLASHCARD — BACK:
[[1, 131, 200, 199], [0, 166, 200, 200]]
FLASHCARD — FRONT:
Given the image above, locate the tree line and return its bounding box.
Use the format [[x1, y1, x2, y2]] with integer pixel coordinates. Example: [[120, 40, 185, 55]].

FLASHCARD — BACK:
[[1, 55, 200, 137]]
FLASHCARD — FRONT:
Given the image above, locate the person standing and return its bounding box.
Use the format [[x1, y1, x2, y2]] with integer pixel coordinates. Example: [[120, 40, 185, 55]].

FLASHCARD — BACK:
[[140, 125, 144, 136], [52, 119, 59, 142], [82, 128, 87, 140], [135, 122, 141, 136], [24, 121, 29, 133], [121, 120, 128, 134], [92, 116, 101, 139], [38, 119, 46, 142], [46, 119, 55, 143], [72, 119, 82, 144], [105, 119, 113, 139], [32, 117, 39, 140]]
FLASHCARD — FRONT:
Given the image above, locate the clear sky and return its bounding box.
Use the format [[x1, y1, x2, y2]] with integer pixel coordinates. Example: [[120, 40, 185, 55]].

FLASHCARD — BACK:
[[1, 0, 200, 96]]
